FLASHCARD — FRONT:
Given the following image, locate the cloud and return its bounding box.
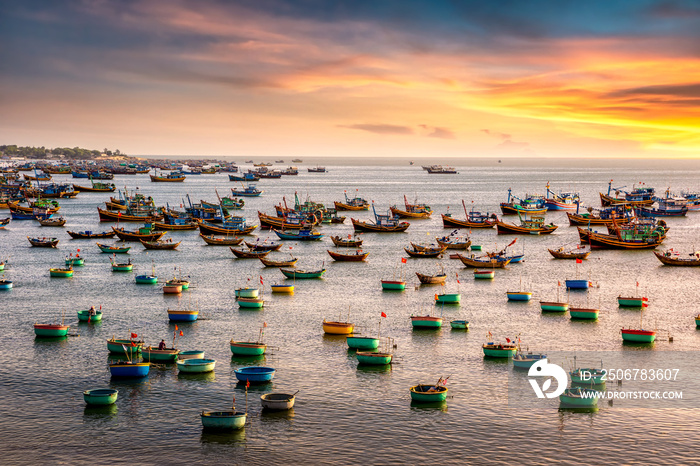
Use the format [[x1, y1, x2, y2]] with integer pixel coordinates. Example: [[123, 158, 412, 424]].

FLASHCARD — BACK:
[[609, 82, 700, 99], [338, 124, 414, 135], [482, 128, 532, 152], [481, 129, 512, 141], [419, 124, 455, 139]]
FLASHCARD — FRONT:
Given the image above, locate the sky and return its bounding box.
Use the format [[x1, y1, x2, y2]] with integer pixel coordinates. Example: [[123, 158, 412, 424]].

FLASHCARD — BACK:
[[1, 0, 699, 158]]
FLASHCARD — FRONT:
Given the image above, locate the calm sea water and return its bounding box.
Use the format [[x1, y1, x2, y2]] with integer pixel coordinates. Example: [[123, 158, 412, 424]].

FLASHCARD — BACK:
[[2, 161, 700, 465]]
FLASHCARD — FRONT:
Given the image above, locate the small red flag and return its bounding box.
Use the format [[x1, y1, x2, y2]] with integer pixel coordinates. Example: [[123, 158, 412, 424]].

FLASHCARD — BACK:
[[246, 379, 250, 388], [118, 212, 121, 217], [260, 276, 263, 285], [381, 312, 387, 318], [131, 332, 137, 338], [576, 258, 582, 264], [263, 322, 267, 327], [642, 303, 649, 308], [636, 281, 639, 287], [77, 248, 80, 252], [179, 330, 183, 336], [506, 338, 511, 343], [131, 341, 136, 347], [401, 257, 407, 264], [558, 281, 561, 286], [175, 325, 178, 331], [434, 294, 438, 300], [88, 314, 91, 323]]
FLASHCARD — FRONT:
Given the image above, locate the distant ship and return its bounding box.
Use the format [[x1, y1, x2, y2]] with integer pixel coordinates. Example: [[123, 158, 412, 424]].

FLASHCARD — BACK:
[[245, 160, 254, 163], [409, 161, 414, 165], [292, 159, 303, 163]]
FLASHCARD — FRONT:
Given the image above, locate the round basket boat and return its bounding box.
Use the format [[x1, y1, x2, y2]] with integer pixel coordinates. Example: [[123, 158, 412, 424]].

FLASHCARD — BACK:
[[201, 411, 247, 430], [135, 275, 158, 284], [234, 366, 275, 384], [230, 341, 267, 356], [260, 393, 296, 411], [77, 310, 103, 322], [410, 384, 448, 403], [162, 284, 182, 294], [83, 388, 119, 406], [178, 350, 205, 360], [34, 323, 69, 337], [177, 358, 216, 373]]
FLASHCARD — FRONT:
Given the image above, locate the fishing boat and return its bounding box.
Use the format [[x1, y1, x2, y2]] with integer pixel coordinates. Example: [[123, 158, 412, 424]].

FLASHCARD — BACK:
[[167, 309, 199, 322], [307, 166, 326, 173], [163, 284, 182, 294], [230, 247, 271, 259], [450, 320, 469, 329], [68, 230, 116, 239], [435, 234, 471, 249], [381, 279, 406, 290], [235, 287, 260, 298], [135, 274, 158, 284], [500, 189, 547, 215], [404, 244, 446, 258], [456, 253, 512, 268], [150, 170, 186, 182], [637, 196, 688, 217], [28, 236, 59, 247], [112, 224, 166, 242], [442, 200, 498, 228], [280, 267, 325, 279], [565, 258, 589, 290], [65, 253, 85, 266], [617, 283, 648, 307], [38, 217, 66, 227], [178, 350, 205, 359], [566, 204, 633, 226], [473, 269, 495, 279], [234, 366, 275, 383], [199, 234, 243, 246], [410, 314, 442, 329], [231, 184, 262, 197], [139, 239, 181, 250], [544, 184, 579, 211], [347, 335, 380, 350], [334, 191, 369, 210], [548, 245, 591, 260], [578, 221, 666, 249], [230, 329, 268, 356], [327, 249, 369, 261], [109, 361, 150, 377], [416, 271, 447, 284], [331, 235, 363, 247], [198, 217, 256, 235], [271, 283, 294, 293], [352, 204, 410, 233], [0, 279, 13, 290], [97, 243, 131, 253], [653, 249, 700, 266], [323, 318, 354, 335], [83, 389, 119, 406], [107, 336, 144, 354], [237, 297, 264, 309], [356, 350, 393, 365], [569, 307, 599, 320], [273, 227, 323, 241], [621, 309, 656, 343], [166, 277, 189, 290], [97, 207, 162, 223], [570, 365, 606, 385], [260, 256, 298, 267], [496, 214, 557, 235], [410, 380, 448, 403], [142, 346, 180, 363], [177, 359, 216, 373], [244, 240, 282, 251], [600, 180, 655, 207], [559, 387, 599, 408], [390, 195, 432, 218], [506, 291, 531, 301], [50, 267, 73, 277], [482, 338, 517, 358], [110, 257, 133, 271], [153, 217, 199, 231], [0, 218, 10, 229], [539, 282, 569, 312], [201, 411, 247, 430], [219, 196, 245, 209], [512, 352, 547, 369], [33, 323, 69, 337], [435, 285, 461, 303], [77, 308, 103, 322], [261, 393, 297, 411]]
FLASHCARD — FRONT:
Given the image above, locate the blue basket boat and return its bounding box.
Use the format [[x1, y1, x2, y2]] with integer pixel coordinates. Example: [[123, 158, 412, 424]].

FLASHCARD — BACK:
[[109, 361, 150, 377], [201, 411, 247, 430], [234, 366, 276, 383]]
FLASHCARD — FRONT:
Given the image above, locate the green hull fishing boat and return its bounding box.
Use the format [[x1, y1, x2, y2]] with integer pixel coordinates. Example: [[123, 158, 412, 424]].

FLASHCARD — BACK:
[[346, 336, 380, 350], [50, 268, 73, 278], [65, 257, 85, 266], [450, 320, 469, 329], [473, 269, 495, 279], [559, 388, 599, 408], [410, 384, 448, 403], [33, 324, 69, 337], [237, 297, 264, 308], [77, 309, 103, 322], [229, 341, 267, 356], [617, 296, 647, 307], [621, 329, 656, 343], [482, 342, 517, 358], [410, 316, 442, 329], [135, 275, 158, 284], [142, 347, 180, 362], [696, 315, 700, 327], [381, 280, 406, 290], [435, 293, 461, 304], [356, 352, 392, 365], [540, 301, 569, 312], [569, 308, 599, 320], [107, 338, 143, 354], [83, 389, 119, 406]]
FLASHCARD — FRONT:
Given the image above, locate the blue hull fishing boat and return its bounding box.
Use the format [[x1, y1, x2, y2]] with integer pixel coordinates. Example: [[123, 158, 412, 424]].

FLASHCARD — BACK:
[[234, 366, 275, 383], [109, 362, 150, 377], [565, 279, 589, 290], [273, 227, 323, 241], [201, 411, 247, 430]]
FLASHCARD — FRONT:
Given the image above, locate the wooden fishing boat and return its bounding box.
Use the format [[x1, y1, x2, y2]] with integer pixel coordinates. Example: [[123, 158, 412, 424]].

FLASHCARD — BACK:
[[38, 217, 66, 226], [260, 393, 297, 411], [150, 172, 186, 182], [409, 384, 448, 403], [544, 184, 580, 211], [450, 320, 469, 330], [404, 245, 445, 258], [456, 254, 511, 268], [410, 315, 442, 329], [237, 297, 264, 308], [621, 328, 656, 343], [482, 341, 517, 358], [231, 185, 263, 197], [390, 195, 432, 218], [110, 361, 150, 378], [9, 200, 60, 213], [139, 239, 181, 250], [435, 235, 471, 249], [167, 309, 199, 322], [24, 173, 52, 181], [0, 218, 10, 229], [271, 283, 294, 293], [166, 278, 189, 290], [153, 218, 199, 230], [600, 181, 655, 207], [97, 243, 131, 253], [618, 296, 648, 307], [500, 189, 547, 215], [163, 284, 182, 294], [334, 192, 369, 210], [198, 219, 256, 235], [512, 352, 547, 369], [260, 256, 298, 267], [244, 240, 282, 251], [77, 309, 103, 322], [234, 366, 275, 383], [346, 335, 380, 350], [135, 274, 158, 284], [559, 388, 599, 408], [352, 217, 409, 232], [416, 272, 447, 284], [28, 236, 59, 247], [34, 323, 69, 337], [113, 225, 166, 242], [98, 207, 162, 222], [178, 350, 205, 359], [73, 180, 116, 192], [280, 268, 325, 279], [540, 301, 569, 312], [323, 320, 354, 334], [199, 234, 243, 246], [273, 227, 323, 241], [653, 250, 700, 266], [569, 307, 599, 320], [506, 291, 532, 301], [548, 246, 591, 260], [107, 337, 143, 354], [496, 216, 557, 235], [230, 247, 270, 259], [235, 287, 259, 298], [142, 346, 180, 363], [68, 230, 116, 239], [230, 341, 267, 356], [110, 259, 133, 271], [441, 212, 497, 229], [331, 235, 363, 247], [83, 389, 118, 406], [201, 411, 247, 430], [327, 249, 369, 261], [577, 226, 665, 249]]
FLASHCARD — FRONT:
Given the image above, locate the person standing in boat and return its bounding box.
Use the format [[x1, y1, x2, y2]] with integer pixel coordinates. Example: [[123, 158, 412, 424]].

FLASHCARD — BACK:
[[89, 306, 96, 316], [158, 339, 166, 350]]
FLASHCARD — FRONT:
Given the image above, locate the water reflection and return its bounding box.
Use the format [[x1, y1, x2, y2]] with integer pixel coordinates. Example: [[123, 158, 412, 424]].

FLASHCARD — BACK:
[[83, 403, 118, 421], [356, 363, 392, 374], [177, 371, 216, 383], [409, 400, 448, 412], [230, 354, 266, 365], [200, 428, 246, 446], [261, 407, 295, 423]]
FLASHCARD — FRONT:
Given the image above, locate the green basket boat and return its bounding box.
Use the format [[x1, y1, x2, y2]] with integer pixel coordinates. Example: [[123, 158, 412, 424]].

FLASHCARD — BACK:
[[381, 280, 406, 290], [65, 256, 85, 266], [83, 389, 119, 406], [356, 351, 392, 365], [201, 411, 247, 430], [621, 328, 656, 343], [450, 320, 469, 330], [77, 309, 103, 322], [470, 245, 482, 251], [617, 296, 647, 307], [540, 301, 569, 312], [482, 342, 517, 358], [410, 316, 442, 329], [559, 387, 600, 408], [135, 275, 158, 284], [107, 338, 143, 354], [410, 384, 448, 403], [237, 297, 264, 309], [142, 346, 180, 362], [346, 335, 380, 350], [111, 262, 133, 272], [696, 315, 700, 327], [435, 293, 461, 304], [569, 307, 599, 320], [229, 341, 267, 356], [50, 267, 73, 278], [473, 269, 495, 279], [34, 323, 69, 337]]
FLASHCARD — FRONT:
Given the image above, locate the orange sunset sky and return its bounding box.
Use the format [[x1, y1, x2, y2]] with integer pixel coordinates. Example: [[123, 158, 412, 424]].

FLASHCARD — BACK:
[[1, 0, 699, 158]]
